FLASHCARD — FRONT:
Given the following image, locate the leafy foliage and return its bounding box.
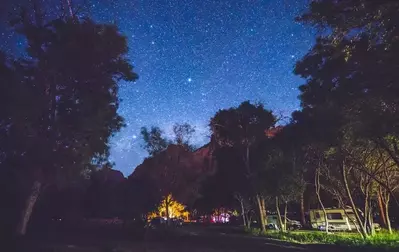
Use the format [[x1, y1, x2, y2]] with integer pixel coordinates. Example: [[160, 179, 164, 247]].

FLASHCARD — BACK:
[[293, 0, 399, 236], [210, 101, 275, 150], [140, 126, 170, 156], [0, 9, 137, 235], [140, 122, 196, 156], [148, 194, 189, 220], [2, 16, 136, 181], [131, 144, 212, 213], [173, 122, 196, 149], [196, 146, 247, 213], [247, 229, 399, 250], [209, 101, 276, 230]]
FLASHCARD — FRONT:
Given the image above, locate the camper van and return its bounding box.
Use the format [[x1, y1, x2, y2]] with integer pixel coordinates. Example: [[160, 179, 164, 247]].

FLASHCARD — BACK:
[[309, 208, 381, 232], [309, 208, 358, 231]]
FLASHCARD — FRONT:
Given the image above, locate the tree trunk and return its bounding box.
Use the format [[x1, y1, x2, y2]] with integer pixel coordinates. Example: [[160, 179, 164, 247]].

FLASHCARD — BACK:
[[16, 181, 41, 236], [320, 206, 329, 234], [65, 0, 74, 17], [284, 201, 288, 232], [165, 196, 170, 226], [260, 196, 267, 225], [235, 193, 250, 228], [363, 183, 370, 233], [247, 214, 252, 228], [377, 188, 387, 228], [363, 183, 375, 236], [239, 199, 247, 227], [315, 167, 328, 233], [256, 194, 266, 233], [300, 193, 306, 227], [276, 196, 283, 231], [385, 194, 392, 234], [341, 162, 368, 239], [367, 207, 375, 236], [245, 146, 250, 174]]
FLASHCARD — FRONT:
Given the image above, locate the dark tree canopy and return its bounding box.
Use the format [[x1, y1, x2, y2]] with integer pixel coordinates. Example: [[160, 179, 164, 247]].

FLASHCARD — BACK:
[[1, 16, 137, 182], [0, 10, 137, 236], [196, 146, 247, 213], [298, 0, 399, 42], [210, 101, 276, 149], [140, 126, 170, 156], [140, 122, 196, 156], [295, 0, 399, 138], [172, 122, 196, 150], [292, 0, 399, 236]]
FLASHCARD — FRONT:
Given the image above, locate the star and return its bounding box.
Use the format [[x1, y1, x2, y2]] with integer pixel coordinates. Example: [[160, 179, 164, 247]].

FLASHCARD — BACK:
[[0, 0, 314, 176]]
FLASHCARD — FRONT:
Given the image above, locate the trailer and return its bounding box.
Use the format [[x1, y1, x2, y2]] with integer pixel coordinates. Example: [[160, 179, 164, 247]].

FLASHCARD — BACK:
[[309, 208, 360, 231]]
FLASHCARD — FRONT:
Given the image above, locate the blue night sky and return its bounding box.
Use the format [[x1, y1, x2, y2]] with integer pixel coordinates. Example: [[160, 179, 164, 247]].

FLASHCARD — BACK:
[[1, 0, 314, 176]]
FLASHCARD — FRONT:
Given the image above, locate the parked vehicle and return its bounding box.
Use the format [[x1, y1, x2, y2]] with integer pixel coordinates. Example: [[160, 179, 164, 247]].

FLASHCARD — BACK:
[[146, 217, 166, 229], [171, 217, 183, 227], [266, 215, 302, 230], [309, 208, 380, 232]]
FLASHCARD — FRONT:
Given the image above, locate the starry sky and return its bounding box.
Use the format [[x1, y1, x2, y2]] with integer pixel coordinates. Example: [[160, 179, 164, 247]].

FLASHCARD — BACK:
[[1, 0, 315, 177]]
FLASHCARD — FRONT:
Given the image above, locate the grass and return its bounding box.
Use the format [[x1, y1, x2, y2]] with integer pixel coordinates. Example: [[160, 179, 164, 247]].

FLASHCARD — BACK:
[[245, 228, 399, 250]]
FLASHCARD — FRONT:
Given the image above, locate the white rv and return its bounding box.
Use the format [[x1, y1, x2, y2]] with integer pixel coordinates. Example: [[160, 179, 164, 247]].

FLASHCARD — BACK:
[[309, 208, 360, 231]]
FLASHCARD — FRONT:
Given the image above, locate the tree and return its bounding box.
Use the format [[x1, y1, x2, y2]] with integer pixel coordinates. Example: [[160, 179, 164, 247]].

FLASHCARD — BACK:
[[296, 0, 399, 166], [140, 126, 170, 156], [196, 146, 251, 226], [148, 194, 189, 222], [271, 123, 311, 227], [296, 0, 399, 237], [298, 0, 399, 43], [341, 136, 399, 234], [1, 8, 137, 235], [131, 143, 212, 219], [0, 49, 46, 237], [210, 101, 276, 232], [297, 0, 399, 145], [141, 122, 196, 156], [256, 139, 303, 232], [288, 112, 336, 232], [315, 162, 329, 233], [173, 122, 196, 150], [233, 193, 253, 228], [375, 151, 399, 233]]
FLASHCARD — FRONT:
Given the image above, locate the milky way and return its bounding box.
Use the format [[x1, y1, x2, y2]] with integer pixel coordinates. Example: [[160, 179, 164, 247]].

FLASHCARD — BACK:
[[0, 0, 315, 176]]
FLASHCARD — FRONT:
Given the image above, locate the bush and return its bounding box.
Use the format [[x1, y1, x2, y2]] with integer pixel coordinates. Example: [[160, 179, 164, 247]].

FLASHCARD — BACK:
[[246, 227, 263, 236], [364, 231, 399, 249], [245, 228, 399, 250]]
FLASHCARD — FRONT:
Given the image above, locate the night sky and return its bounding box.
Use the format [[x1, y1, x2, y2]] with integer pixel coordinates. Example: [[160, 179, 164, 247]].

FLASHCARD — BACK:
[[1, 0, 315, 176]]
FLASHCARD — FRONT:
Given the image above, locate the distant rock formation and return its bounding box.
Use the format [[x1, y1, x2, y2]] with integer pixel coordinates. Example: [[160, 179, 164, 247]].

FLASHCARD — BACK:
[[94, 168, 125, 183]]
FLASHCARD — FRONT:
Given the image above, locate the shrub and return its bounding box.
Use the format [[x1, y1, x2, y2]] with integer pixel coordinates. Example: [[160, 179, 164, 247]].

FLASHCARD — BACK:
[[246, 228, 399, 250], [248, 227, 263, 236], [365, 231, 399, 249]]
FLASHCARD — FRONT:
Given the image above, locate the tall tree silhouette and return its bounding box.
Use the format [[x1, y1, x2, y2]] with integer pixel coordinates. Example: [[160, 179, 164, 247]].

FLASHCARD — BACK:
[[1, 9, 137, 235], [295, 0, 399, 237], [210, 101, 275, 232]]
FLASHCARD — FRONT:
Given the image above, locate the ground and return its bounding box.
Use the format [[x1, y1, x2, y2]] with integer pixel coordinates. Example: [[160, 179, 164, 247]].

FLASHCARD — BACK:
[[11, 222, 382, 252]]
